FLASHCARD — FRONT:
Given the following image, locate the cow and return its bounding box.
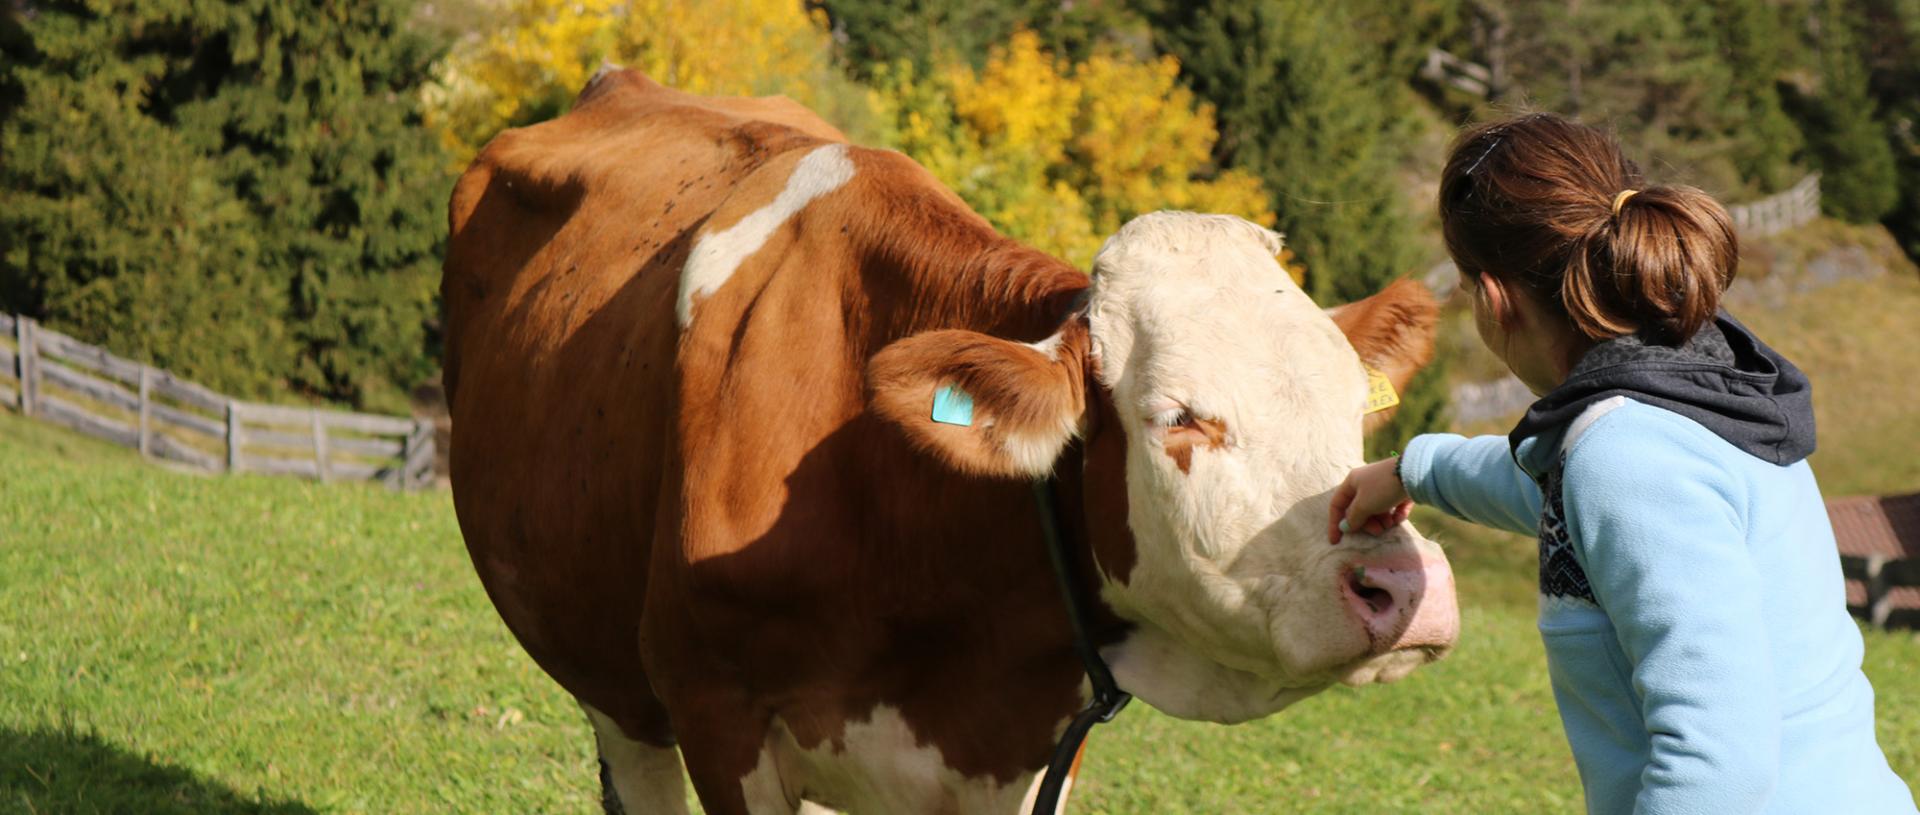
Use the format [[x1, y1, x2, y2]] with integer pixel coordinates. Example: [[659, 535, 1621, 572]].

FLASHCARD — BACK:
[[442, 68, 1457, 815]]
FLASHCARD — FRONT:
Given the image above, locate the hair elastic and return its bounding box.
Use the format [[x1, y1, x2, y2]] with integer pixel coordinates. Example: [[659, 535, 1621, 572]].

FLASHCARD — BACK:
[[1611, 189, 1640, 215]]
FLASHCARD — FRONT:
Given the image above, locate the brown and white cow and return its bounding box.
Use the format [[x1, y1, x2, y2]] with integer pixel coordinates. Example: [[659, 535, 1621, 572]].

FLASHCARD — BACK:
[[443, 68, 1456, 815]]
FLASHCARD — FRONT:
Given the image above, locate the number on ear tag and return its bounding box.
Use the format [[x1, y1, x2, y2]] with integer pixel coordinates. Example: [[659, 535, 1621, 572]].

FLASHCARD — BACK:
[[1364, 367, 1400, 415], [931, 384, 975, 426]]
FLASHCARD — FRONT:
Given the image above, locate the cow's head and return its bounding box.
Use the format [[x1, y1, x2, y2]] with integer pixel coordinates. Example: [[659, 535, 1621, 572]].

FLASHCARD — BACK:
[[869, 212, 1456, 723]]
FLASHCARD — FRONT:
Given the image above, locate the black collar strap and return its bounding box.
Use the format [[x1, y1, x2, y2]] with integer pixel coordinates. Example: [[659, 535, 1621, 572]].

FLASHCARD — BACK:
[[1028, 476, 1131, 815]]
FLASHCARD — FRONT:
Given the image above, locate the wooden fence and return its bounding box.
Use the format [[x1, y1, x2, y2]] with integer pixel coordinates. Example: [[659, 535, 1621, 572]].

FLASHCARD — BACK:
[[1728, 173, 1822, 238], [1420, 48, 1500, 99], [1, 313, 435, 490]]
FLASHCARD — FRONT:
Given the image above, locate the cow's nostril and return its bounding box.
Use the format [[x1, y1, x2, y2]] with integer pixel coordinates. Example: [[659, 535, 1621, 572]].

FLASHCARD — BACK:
[[1348, 566, 1394, 615], [1344, 555, 1460, 654]]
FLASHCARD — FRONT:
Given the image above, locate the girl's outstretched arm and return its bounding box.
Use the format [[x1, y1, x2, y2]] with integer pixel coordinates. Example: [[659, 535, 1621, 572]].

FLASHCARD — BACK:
[[1397, 433, 1543, 536]]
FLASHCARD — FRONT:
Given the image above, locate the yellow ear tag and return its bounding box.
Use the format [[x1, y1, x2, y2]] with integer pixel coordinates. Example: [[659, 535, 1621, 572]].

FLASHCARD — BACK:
[[1364, 367, 1400, 415]]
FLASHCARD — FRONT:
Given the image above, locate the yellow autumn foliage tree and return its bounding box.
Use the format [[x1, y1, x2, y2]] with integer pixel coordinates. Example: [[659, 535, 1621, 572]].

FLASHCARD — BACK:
[[431, 11, 1271, 273], [872, 31, 1275, 268], [426, 0, 875, 163]]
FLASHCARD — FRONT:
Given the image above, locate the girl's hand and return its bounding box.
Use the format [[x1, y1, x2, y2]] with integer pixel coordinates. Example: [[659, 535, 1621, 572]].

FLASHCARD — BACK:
[[1328, 457, 1413, 543]]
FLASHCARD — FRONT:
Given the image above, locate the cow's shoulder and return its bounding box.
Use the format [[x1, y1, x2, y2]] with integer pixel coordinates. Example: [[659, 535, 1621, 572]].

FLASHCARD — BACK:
[[452, 69, 844, 234], [442, 71, 855, 397], [576, 67, 849, 144]]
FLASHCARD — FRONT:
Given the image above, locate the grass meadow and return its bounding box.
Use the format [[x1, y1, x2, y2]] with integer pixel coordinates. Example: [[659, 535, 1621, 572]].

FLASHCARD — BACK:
[[4, 260, 1920, 812]]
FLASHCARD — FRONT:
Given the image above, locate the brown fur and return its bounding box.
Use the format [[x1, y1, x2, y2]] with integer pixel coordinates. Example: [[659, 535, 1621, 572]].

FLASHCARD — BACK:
[[1326, 279, 1441, 432], [1162, 417, 1229, 474], [867, 320, 1091, 477], [444, 69, 1437, 814]]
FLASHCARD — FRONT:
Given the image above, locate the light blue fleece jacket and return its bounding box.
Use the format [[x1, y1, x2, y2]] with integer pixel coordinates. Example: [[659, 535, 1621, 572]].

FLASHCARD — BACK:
[[1401, 400, 1916, 815]]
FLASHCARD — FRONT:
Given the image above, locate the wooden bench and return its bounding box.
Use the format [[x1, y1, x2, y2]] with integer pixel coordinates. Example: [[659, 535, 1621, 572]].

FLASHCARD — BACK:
[[1830, 492, 1920, 629]]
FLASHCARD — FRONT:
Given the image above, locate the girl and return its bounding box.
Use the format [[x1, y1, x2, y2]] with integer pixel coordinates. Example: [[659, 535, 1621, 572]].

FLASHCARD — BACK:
[[1330, 113, 1918, 814]]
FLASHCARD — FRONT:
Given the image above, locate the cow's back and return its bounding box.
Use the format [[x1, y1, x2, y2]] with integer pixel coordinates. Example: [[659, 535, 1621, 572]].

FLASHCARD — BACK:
[[441, 71, 846, 737]]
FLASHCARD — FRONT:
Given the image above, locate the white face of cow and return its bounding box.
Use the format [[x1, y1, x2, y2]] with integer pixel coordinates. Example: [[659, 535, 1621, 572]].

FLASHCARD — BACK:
[[866, 211, 1456, 726], [1082, 213, 1455, 722]]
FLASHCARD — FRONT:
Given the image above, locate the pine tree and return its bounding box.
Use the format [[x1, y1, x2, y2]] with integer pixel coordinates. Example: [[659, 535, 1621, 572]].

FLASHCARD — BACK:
[[1494, 0, 1807, 198], [1787, 0, 1901, 223], [1705, 0, 1807, 193], [1351, 0, 1466, 92], [0, 0, 452, 409], [1857, 0, 1920, 260], [1139, 0, 1424, 305]]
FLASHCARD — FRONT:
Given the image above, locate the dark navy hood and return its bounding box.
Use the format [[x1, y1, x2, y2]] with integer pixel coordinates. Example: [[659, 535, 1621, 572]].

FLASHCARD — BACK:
[[1509, 312, 1816, 466]]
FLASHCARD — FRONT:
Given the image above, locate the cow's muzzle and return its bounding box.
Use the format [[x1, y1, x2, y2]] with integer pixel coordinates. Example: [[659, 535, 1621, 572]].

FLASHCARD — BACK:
[[1340, 551, 1459, 654]]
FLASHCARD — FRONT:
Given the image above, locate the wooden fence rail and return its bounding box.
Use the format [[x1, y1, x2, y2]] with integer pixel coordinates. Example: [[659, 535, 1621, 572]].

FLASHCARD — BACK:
[[0, 313, 434, 490], [1420, 48, 1498, 99], [1728, 173, 1822, 238]]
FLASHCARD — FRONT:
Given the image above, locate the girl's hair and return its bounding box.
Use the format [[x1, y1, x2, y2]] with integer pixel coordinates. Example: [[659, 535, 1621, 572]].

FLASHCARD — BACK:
[[1438, 113, 1737, 345]]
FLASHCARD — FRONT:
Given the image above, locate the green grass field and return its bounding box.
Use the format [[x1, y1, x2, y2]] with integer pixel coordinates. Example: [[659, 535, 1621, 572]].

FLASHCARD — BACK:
[[5, 257, 1920, 813], [6, 415, 1920, 814]]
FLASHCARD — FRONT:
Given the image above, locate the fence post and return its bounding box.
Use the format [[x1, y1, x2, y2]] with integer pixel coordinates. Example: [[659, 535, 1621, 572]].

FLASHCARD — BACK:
[[311, 409, 331, 483], [226, 401, 242, 473], [138, 367, 153, 458], [391, 418, 434, 491], [15, 316, 34, 417], [391, 422, 416, 491], [417, 419, 436, 491]]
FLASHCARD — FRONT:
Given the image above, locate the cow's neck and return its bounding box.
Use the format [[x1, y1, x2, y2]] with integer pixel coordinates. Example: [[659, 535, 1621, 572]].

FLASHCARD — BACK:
[[1043, 440, 1132, 650], [1102, 624, 1323, 723]]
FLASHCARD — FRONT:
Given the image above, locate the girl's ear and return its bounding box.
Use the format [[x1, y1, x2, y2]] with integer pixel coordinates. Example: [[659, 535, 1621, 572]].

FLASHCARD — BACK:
[[1475, 272, 1519, 331]]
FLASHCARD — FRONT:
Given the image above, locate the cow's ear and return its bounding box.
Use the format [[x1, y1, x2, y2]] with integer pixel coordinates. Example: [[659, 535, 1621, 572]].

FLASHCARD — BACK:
[[1326, 279, 1441, 432], [868, 323, 1090, 478]]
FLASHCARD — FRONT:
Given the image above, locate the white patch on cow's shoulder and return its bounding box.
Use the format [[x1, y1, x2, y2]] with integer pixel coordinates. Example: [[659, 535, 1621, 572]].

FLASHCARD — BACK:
[[739, 705, 1071, 814], [584, 704, 691, 815], [677, 144, 856, 328]]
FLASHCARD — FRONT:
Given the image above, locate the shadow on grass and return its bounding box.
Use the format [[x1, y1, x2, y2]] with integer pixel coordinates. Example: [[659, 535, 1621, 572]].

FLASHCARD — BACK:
[[1, 724, 316, 814]]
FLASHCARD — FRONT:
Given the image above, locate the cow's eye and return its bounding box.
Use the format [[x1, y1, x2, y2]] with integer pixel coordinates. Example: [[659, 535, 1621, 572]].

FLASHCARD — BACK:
[[1150, 406, 1196, 429], [1147, 404, 1229, 460]]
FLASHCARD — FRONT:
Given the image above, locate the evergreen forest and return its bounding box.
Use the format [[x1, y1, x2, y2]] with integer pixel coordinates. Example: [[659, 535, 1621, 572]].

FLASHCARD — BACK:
[[2, 0, 1916, 430]]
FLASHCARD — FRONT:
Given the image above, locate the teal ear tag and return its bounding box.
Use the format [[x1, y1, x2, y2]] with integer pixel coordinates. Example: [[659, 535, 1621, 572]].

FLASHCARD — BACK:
[[931, 384, 975, 426]]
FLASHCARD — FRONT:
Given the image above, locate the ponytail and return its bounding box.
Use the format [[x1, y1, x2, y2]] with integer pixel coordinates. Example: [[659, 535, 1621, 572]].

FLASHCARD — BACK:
[[1440, 114, 1739, 345]]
